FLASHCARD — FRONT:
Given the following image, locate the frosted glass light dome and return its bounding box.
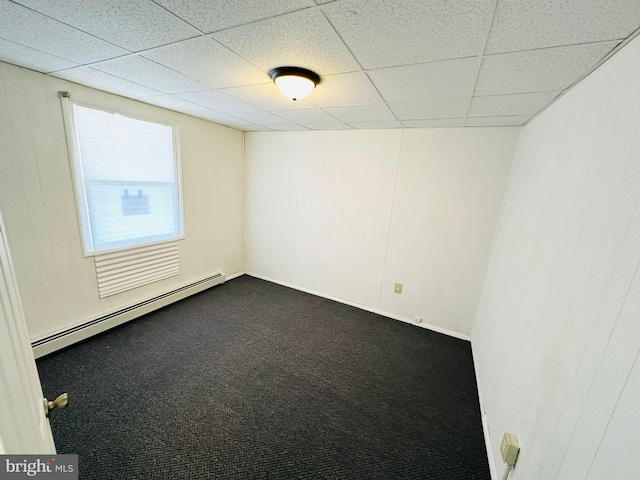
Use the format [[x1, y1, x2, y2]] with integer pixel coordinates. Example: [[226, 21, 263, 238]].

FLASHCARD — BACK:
[[269, 67, 320, 102]]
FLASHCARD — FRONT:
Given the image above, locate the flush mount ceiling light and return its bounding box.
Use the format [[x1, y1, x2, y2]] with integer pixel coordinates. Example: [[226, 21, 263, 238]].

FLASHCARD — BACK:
[[269, 66, 320, 101]]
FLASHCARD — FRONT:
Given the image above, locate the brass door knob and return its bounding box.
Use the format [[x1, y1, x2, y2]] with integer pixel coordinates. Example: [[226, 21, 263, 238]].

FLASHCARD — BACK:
[[44, 393, 69, 417]]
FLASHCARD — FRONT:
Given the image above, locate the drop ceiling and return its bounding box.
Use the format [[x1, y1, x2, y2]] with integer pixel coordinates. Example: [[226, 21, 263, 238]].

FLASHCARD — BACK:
[[1, 0, 639, 131]]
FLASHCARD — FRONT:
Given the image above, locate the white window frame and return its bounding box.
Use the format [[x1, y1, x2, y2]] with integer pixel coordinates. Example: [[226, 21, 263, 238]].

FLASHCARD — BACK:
[[60, 93, 185, 257]]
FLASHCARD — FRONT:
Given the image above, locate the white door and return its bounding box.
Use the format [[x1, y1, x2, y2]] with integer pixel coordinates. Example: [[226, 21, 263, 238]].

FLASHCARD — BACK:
[[0, 213, 56, 454]]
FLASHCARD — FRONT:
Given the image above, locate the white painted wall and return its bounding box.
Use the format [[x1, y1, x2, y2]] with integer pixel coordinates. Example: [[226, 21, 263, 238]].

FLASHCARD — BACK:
[[379, 129, 519, 334], [472, 34, 640, 480], [245, 130, 402, 308], [0, 62, 244, 341], [244, 127, 518, 336]]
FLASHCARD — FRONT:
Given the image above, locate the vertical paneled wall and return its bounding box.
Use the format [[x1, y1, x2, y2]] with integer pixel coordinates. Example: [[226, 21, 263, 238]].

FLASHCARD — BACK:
[[245, 130, 402, 309], [0, 62, 245, 341], [244, 127, 518, 337], [379, 129, 518, 334], [472, 35, 640, 479]]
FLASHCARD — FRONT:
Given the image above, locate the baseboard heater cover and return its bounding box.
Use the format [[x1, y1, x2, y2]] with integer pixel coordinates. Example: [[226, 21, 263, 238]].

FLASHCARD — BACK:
[[32, 272, 226, 359]]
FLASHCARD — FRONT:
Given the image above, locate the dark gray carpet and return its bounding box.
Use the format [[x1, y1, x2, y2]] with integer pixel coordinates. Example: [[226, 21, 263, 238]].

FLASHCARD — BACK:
[[37, 275, 490, 479]]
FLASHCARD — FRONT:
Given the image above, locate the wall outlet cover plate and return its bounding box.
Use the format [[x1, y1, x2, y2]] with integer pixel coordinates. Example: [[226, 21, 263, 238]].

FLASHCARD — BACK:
[[500, 432, 520, 466]]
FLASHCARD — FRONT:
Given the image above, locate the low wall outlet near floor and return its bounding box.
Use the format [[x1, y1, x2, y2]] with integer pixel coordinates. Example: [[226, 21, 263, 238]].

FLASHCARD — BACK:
[[500, 432, 520, 466], [394, 283, 403, 294], [414, 316, 422, 323]]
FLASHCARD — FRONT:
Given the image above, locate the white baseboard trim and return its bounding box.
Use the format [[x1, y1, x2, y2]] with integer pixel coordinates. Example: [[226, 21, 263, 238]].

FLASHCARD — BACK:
[[225, 271, 245, 281], [472, 344, 498, 480], [32, 271, 228, 358], [244, 272, 470, 342]]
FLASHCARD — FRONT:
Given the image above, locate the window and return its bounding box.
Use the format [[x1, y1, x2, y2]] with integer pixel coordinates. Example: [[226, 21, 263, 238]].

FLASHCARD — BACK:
[[62, 96, 183, 256]]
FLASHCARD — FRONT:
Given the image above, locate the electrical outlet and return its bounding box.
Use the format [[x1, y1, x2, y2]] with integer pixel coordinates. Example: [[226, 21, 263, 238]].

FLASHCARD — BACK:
[[394, 283, 403, 294], [413, 316, 422, 323], [500, 432, 520, 466]]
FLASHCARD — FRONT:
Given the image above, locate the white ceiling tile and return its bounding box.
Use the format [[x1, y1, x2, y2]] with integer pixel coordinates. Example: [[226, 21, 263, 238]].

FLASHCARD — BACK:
[[214, 119, 254, 130], [368, 58, 480, 103], [401, 118, 464, 128], [142, 37, 268, 88], [93, 56, 209, 94], [243, 125, 273, 131], [12, 0, 200, 52], [311, 72, 384, 107], [0, 0, 128, 64], [220, 122, 254, 131], [324, 104, 395, 123], [222, 83, 316, 110], [141, 95, 251, 127], [214, 10, 360, 75], [347, 121, 403, 129], [465, 115, 530, 127], [389, 98, 470, 120], [175, 90, 260, 113], [0, 38, 77, 73], [302, 122, 352, 130], [469, 91, 561, 117], [141, 93, 208, 111], [52, 67, 163, 98], [155, 0, 315, 34], [230, 111, 292, 124], [486, 0, 640, 54], [2, 0, 633, 132], [272, 108, 340, 123], [268, 124, 309, 131], [476, 42, 618, 96], [322, 0, 491, 69]]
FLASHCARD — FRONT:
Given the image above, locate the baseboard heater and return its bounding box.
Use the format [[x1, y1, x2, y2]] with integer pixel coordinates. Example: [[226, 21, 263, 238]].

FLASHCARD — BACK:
[[31, 272, 226, 359]]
